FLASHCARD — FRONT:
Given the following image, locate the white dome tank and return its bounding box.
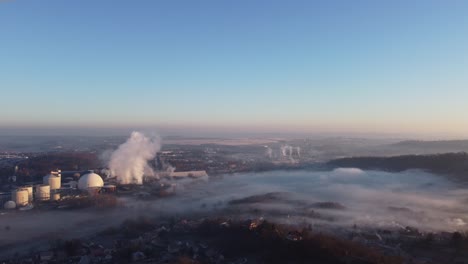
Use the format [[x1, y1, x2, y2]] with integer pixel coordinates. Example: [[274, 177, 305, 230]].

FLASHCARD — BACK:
[[36, 184, 50, 201], [78, 173, 104, 190], [4, 200, 16, 209]]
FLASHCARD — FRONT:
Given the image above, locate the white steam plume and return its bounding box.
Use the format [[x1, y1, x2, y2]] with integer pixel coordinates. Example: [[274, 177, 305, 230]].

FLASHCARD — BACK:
[[108, 131, 161, 184], [280, 145, 296, 162], [280, 145, 287, 156], [265, 146, 273, 159]]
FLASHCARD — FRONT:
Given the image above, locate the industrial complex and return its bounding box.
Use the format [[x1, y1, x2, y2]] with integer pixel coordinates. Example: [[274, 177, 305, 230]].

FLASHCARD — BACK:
[[1, 168, 208, 211]]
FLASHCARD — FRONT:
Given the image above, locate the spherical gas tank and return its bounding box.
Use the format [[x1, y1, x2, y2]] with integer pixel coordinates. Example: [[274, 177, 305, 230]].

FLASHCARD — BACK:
[[4, 200, 16, 209], [78, 173, 104, 190]]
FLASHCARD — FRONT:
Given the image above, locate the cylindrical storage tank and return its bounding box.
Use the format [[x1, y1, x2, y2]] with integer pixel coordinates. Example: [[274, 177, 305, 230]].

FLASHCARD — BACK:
[[22, 185, 33, 201], [48, 176, 61, 190], [12, 189, 29, 206], [51, 193, 60, 201], [35, 184, 50, 201]]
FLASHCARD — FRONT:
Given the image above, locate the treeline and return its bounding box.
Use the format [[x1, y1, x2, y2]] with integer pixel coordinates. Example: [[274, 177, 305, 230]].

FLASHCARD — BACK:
[[4, 152, 100, 184], [392, 140, 468, 149], [327, 152, 468, 176]]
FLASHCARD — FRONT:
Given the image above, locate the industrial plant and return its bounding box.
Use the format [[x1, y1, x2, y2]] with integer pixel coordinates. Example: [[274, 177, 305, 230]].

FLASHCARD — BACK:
[[3, 134, 468, 263], [1, 168, 208, 211]]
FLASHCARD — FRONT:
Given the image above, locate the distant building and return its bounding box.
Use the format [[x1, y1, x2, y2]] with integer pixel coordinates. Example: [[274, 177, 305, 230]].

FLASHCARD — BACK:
[[169, 170, 208, 178]]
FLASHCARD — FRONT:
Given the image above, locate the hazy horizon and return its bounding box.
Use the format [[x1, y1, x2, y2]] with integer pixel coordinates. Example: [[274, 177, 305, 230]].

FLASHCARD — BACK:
[[1, 1, 467, 138], [0, 124, 467, 140]]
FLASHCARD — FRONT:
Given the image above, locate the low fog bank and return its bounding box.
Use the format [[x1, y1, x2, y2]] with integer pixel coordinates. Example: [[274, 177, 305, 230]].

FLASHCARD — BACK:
[[160, 169, 468, 232], [1, 169, 468, 257]]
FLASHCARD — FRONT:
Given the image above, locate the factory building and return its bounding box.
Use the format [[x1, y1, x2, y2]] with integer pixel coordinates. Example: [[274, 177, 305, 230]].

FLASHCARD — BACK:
[[169, 170, 208, 179], [1, 165, 209, 211], [1, 169, 107, 210]]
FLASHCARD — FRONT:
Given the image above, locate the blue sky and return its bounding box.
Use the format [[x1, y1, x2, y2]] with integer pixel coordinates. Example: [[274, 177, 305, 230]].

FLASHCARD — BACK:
[[1, 0, 467, 137]]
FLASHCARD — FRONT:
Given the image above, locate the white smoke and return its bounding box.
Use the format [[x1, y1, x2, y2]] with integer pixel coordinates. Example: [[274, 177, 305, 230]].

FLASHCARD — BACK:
[[280, 145, 298, 162], [108, 131, 161, 184], [280, 145, 291, 157], [166, 165, 176, 173], [265, 146, 273, 159]]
